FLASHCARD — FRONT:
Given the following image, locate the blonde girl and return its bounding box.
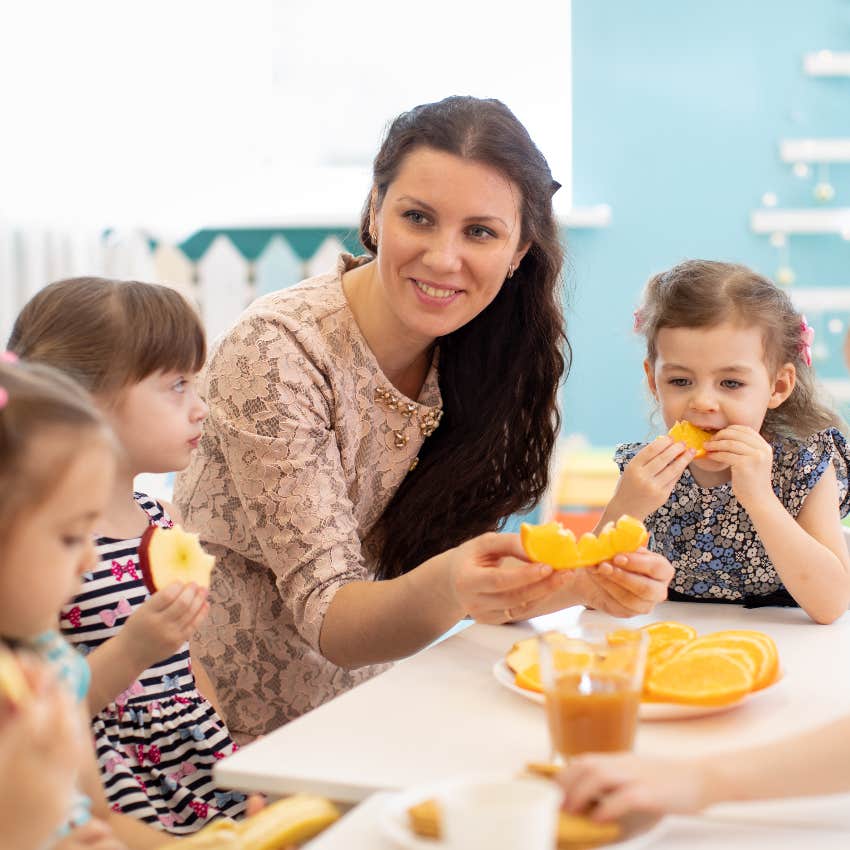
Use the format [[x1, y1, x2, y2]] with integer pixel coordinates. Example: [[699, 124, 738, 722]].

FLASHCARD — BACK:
[[0, 357, 183, 848]]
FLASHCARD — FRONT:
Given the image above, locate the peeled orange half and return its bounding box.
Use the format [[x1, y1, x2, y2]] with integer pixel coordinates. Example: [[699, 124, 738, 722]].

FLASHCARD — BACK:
[[520, 515, 649, 570]]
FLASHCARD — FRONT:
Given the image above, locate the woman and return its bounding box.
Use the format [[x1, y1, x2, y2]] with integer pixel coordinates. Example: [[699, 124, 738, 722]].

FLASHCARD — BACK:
[[175, 96, 673, 740]]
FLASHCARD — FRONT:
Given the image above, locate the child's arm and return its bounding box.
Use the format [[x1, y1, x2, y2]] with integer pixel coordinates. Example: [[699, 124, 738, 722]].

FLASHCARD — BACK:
[[709, 426, 850, 624], [595, 437, 694, 531], [77, 704, 178, 848], [748, 465, 850, 623], [559, 712, 850, 820], [85, 582, 209, 715]]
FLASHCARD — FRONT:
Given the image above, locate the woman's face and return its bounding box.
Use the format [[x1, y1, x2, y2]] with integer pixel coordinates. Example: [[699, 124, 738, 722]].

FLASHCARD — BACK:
[[372, 147, 529, 344]]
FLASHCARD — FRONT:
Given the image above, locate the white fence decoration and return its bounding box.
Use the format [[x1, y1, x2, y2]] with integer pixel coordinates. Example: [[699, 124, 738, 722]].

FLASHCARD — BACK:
[[0, 226, 350, 346]]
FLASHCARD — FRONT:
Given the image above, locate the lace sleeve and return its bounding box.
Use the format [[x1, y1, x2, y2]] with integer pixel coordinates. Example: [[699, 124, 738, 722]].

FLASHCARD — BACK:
[[205, 316, 370, 655]]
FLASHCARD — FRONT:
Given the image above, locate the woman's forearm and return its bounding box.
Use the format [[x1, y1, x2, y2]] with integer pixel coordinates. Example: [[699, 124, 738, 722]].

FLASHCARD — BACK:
[[319, 552, 466, 669]]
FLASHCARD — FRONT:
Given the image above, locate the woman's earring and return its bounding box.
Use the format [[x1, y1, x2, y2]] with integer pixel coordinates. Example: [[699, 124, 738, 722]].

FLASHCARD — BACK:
[[507, 264, 516, 279]]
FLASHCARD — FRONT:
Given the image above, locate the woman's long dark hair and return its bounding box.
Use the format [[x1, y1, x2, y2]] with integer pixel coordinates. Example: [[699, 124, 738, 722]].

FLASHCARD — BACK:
[[364, 96, 570, 579]]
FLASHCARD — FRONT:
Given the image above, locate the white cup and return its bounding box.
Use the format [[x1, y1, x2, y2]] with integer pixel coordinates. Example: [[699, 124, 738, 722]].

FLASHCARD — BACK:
[[439, 775, 562, 850]]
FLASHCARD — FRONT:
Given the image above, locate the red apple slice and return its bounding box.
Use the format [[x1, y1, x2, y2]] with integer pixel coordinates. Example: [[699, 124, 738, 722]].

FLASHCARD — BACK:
[[138, 524, 215, 594]]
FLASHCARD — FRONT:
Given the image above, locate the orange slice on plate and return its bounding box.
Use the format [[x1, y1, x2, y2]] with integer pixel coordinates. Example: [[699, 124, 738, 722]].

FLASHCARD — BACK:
[[645, 649, 754, 706], [698, 630, 780, 689], [505, 637, 539, 676], [668, 420, 712, 458], [514, 663, 544, 693], [641, 621, 698, 646]]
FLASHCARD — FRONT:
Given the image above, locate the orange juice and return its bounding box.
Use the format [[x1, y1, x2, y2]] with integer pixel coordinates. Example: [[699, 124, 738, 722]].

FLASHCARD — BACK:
[[544, 672, 641, 757]]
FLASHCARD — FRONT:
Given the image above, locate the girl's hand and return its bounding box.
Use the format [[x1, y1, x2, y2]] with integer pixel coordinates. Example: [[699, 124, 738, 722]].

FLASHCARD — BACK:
[[609, 437, 694, 520], [704, 425, 774, 509], [447, 532, 571, 623], [0, 659, 84, 850], [54, 819, 128, 850], [578, 550, 673, 617], [559, 752, 709, 820], [121, 582, 210, 670]]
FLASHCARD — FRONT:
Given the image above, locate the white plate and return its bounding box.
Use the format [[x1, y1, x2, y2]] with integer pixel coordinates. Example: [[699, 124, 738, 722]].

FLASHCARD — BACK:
[[379, 776, 665, 850], [493, 659, 756, 720]]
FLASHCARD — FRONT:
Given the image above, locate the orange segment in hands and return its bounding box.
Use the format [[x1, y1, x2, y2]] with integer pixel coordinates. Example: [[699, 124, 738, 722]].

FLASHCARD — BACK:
[[611, 515, 650, 551], [519, 522, 580, 569], [520, 515, 649, 570], [668, 420, 712, 458]]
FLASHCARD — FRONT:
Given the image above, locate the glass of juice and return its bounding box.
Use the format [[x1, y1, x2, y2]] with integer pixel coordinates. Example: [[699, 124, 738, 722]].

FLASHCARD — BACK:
[[538, 625, 647, 760]]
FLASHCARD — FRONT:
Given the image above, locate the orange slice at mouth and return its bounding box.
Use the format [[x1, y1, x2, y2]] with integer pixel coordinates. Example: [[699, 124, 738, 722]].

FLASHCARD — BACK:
[[668, 420, 713, 458]]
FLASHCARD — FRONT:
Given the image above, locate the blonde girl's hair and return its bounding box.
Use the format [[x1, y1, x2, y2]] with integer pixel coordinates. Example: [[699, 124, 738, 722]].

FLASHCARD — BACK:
[[7, 277, 206, 396], [637, 259, 845, 440], [0, 360, 111, 537]]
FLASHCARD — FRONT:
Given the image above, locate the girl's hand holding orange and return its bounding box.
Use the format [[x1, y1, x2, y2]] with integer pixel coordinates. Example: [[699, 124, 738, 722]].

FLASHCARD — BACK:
[[609, 437, 695, 521], [704, 425, 775, 510], [0, 659, 86, 850]]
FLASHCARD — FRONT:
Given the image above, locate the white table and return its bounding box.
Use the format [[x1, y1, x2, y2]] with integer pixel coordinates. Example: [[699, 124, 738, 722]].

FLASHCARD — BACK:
[[216, 601, 850, 842], [306, 794, 850, 850]]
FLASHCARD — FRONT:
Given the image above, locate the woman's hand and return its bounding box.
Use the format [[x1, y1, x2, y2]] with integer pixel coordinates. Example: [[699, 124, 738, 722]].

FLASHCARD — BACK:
[[559, 752, 709, 820], [121, 582, 209, 670], [607, 437, 694, 521], [55, 819, 128, 850], [447, 532, 572, 624], [576, 550, 673, 617], [704, 425, 774, 510]]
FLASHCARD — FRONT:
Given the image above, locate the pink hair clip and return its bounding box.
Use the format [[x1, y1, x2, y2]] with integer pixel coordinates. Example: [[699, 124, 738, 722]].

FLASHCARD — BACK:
[[633, 308, 644, 332], [799, 316, 814, 367], [0, 351, 18, 364]]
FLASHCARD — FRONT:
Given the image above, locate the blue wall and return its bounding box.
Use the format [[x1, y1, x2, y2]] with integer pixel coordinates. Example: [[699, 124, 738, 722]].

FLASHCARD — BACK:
[[564, 0, 850, 445]]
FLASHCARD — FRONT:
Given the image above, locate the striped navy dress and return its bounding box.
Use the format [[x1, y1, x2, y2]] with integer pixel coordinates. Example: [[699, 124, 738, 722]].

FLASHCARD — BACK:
[[59, 493, 247, 834]]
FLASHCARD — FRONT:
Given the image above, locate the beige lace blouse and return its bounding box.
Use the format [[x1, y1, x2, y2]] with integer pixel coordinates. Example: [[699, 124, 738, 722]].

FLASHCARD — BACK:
[[173, 254, 443, 739]]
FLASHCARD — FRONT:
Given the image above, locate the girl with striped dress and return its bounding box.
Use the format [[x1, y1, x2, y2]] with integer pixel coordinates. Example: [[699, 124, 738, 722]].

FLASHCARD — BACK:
[[9, 277, 247, 835]]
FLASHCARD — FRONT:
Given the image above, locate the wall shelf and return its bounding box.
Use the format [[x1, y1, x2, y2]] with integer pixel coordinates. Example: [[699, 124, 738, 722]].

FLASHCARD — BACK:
[[556, 204, 612, 229], [750, 207, 850, 235], [789, 288, 850, 311], [780, 139, 850, 163], [803, 51, 850, 76], [820, 379, 850, 404]]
